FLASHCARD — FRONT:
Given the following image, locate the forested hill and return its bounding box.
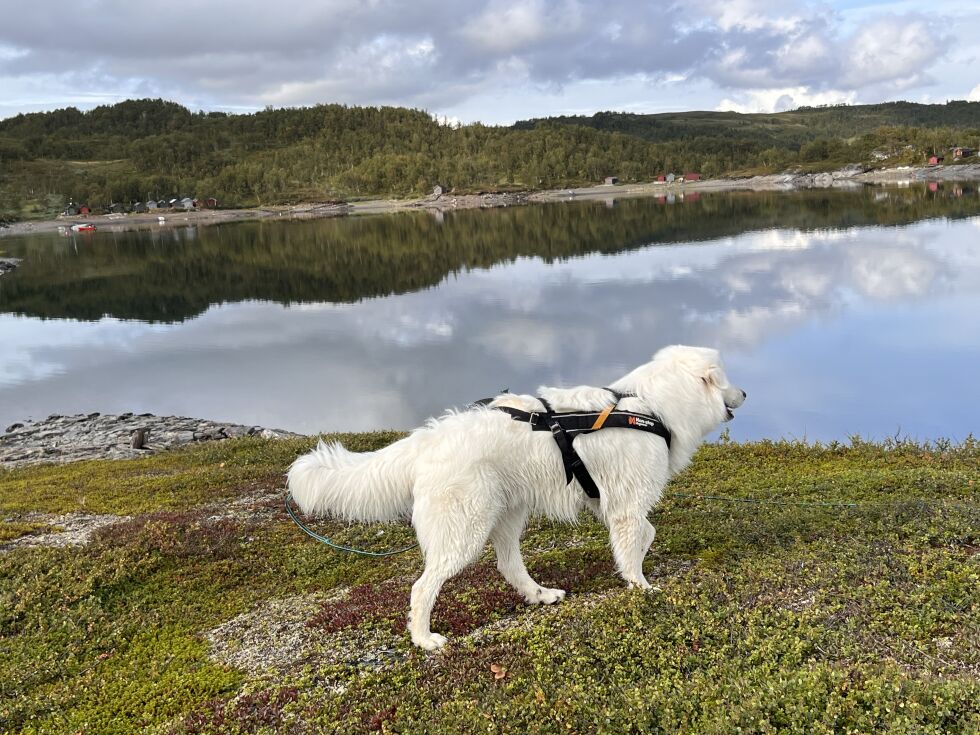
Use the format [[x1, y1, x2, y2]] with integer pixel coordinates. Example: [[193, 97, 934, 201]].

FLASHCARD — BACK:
[[513, 101, 980, 146], [1, 99, 979, 221]]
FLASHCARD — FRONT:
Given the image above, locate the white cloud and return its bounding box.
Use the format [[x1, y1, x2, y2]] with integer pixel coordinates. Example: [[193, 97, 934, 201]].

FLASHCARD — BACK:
[[460, 0, 581, 54], [717, 87, 856, 113], [842, 15, 943, 89], [0, 1, 973, 122], [694, 0, 811, 33]]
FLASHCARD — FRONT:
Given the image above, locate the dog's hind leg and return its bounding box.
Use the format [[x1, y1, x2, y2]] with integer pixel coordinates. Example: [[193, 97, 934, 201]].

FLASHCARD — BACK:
[[408, 486, 497, 651], [408, 567, 455, 651], [490, 506, 566, 605], [608, 514, 656, 589]]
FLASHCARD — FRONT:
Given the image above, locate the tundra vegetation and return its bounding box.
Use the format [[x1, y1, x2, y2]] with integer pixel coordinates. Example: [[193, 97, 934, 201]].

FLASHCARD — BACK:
[[1, 433, 977, 733], [1, 99, 979, 221]]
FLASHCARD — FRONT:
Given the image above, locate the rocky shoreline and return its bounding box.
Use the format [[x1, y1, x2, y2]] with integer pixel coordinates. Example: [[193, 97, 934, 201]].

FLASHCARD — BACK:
[[3, 163, 979, 239], [858, 162, 980, 182], [0, 257, 20, 276], [0, 413, 302, 467]]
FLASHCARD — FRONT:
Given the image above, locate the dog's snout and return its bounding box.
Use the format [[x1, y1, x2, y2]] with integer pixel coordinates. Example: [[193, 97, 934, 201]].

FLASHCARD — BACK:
[[723, 385, 746, 411], [741, 390, 747, 400]]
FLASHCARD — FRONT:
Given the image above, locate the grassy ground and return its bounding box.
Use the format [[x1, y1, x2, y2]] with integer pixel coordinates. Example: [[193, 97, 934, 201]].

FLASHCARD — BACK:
[[1, 434, 978, 734]]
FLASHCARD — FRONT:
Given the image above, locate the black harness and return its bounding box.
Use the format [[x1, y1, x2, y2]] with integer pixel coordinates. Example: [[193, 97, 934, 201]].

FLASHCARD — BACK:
[[480, 388, 672, 499]]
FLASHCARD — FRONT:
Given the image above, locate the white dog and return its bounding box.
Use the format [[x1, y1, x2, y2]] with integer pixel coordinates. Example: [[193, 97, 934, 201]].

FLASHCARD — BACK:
[[288, 345, 745, 650]]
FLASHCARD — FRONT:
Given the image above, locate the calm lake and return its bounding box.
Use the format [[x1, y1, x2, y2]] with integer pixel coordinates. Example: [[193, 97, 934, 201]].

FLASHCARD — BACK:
[[2, 186, 979, 442]]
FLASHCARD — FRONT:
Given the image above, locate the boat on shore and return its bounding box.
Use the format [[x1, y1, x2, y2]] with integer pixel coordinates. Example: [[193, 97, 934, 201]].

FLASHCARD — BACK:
[[70, 223, 97, 232]]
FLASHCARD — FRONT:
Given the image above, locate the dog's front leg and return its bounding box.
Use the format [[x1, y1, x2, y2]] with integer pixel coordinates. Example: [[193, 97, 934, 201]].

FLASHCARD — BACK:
[[607, 514, 656, 589]]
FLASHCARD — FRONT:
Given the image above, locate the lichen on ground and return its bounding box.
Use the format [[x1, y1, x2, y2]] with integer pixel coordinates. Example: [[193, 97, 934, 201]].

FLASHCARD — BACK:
[[1, 433, 978, 734], [205, 590, 351, 676], [0, 512, 124, 551]]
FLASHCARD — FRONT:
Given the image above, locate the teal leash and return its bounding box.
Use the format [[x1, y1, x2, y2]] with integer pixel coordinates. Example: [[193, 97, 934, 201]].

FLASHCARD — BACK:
[[285, 489, 966, 556], [284, 492, 418, 557]]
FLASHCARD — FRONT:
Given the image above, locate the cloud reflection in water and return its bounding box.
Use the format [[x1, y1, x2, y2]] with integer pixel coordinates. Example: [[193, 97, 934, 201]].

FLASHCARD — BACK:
[[0, 213, 978, 441]]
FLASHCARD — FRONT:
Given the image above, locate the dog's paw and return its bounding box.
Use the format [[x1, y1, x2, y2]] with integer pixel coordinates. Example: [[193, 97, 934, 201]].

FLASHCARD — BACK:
[[527, 586, 566, 605], [626, 579, 655, 591], [412, 632, 448, 651]]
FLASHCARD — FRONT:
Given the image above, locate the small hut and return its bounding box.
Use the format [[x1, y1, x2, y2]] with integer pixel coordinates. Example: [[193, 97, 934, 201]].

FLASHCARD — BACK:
[[180, 197, 195, 209], [133, 202, 148, 213], [603, 176, 619, 185]]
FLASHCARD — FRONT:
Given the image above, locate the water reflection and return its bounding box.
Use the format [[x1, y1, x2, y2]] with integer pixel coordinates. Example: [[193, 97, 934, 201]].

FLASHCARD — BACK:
[[2, 185, 979, 324], [1, 187, 979, 440]]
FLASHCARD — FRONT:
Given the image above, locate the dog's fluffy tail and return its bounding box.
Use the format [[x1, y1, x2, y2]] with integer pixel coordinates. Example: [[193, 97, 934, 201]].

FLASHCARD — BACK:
[[287, 439, 415, 522]]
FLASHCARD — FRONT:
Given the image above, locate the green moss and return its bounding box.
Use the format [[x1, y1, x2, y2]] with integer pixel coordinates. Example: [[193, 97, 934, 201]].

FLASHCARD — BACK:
[[0, 520, 61, 543], [2, 436, 978, 733], [18, 627, 242, 735]]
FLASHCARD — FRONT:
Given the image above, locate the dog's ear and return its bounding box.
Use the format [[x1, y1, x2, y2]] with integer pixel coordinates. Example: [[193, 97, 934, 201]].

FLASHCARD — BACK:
[[702, 365, 727, 388]]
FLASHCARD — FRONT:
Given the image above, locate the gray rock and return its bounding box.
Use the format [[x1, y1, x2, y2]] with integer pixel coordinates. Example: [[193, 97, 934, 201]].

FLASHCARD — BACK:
[[0, 413, 302, 468], [833, 164, 867, 178]]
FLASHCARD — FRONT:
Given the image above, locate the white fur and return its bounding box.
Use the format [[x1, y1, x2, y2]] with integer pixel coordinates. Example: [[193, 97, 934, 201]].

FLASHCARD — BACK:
[[287, 345, 745, 650]]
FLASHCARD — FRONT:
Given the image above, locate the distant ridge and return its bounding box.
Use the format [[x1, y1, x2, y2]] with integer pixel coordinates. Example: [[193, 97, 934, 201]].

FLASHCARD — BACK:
[[513, 101, 980, 146], [1, 99, 978, 219]]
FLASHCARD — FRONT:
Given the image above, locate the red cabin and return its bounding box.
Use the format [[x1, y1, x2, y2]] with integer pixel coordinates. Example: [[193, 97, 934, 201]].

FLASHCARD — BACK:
[[683, 172, 701, 181], [928, 155, 944, 165]]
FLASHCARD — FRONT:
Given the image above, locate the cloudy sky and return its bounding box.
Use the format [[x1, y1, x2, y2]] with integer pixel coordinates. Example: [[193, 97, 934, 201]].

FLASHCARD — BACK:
[[1, 0, 978, 123]]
